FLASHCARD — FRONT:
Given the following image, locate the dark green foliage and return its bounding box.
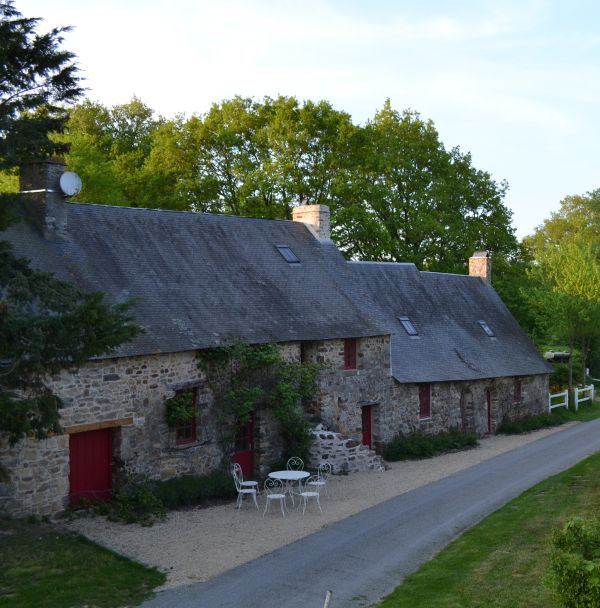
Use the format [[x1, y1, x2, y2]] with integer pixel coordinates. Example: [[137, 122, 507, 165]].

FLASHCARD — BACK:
[[0, 1, 83, 169], [107, 479, 166, 526], [198, 342, 320, 464], [86, 472, 236, 524], [0, 240, 141, 444], [383, 428, 478, 461], [164, 389, 195, 428], [549, 518, 600, 607], [498, 402, 600, 434], [153, 472, 236, 509], [498, 413, 565, 434]]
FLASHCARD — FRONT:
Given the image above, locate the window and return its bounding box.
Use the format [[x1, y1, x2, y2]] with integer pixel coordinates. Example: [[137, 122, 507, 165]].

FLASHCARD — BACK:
[[419, 383, 431, 419], [513, 378, 522, 404], [479, 320, 495, 337], [175, 388, 198, 445], [275, 245, 300, 264], [399, 316, 418, 336], [344, 338, 357, 370]]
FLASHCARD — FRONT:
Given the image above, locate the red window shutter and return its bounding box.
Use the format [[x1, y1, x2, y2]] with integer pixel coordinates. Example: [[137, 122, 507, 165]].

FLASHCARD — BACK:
[[344, 338, 357, 370], [176, 388, 198, 445], [419, 384, 431, 419]]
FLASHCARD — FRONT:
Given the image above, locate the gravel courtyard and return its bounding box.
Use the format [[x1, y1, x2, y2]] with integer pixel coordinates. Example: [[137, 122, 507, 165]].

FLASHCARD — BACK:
[[66, 425, 574, 590]]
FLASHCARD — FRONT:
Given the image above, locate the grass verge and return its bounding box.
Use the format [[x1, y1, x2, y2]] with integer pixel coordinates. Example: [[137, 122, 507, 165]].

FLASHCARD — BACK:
[[377, 448, 600, 607], [0, 519, 165, 607]]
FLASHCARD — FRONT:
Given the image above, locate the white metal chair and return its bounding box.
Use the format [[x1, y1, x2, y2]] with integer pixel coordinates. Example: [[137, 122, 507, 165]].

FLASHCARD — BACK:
[[232, 467, 258, 510], [263, 478, 287, 517], [299, 475, 323, 515], [232, 462, 258, 493], [286, 456, 304, 471], [308, 463, 332, 496]]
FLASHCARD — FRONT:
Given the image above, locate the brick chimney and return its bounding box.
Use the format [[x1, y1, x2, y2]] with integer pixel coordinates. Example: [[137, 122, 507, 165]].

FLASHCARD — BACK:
[[291, 204, 331, 242], [469, 251, 491, 283], [20, 158, 68, 241]]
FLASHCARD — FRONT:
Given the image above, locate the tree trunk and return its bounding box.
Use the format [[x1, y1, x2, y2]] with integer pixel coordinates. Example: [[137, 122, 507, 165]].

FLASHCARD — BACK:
[[581, 336, 589, 386]]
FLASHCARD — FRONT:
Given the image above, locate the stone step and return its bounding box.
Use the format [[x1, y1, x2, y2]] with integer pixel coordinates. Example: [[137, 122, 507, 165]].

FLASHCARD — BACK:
[[309, 425, 385, 474]]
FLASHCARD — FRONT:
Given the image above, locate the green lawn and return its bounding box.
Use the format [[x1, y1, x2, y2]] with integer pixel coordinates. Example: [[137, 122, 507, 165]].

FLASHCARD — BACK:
[[378, 443, 600, 607], [0, 519, 165, 608]]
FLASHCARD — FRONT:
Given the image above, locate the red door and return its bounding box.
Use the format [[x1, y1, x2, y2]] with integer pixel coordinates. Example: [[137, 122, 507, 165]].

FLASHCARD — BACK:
[[486, 389, 492, 434], [362, 405, 373, 449], [69, 428, 113, 505], [234, 418, 254, 477]]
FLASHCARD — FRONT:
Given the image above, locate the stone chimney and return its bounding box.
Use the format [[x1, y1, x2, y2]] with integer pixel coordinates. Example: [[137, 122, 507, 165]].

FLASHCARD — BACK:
[[291, 204, 331, 242], [469, 250, 491, 283], [20, 158, 68, 241]]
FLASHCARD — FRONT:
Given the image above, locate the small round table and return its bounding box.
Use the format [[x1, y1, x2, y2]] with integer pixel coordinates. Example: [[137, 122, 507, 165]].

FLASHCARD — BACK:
[[268, 470, 309, 506]]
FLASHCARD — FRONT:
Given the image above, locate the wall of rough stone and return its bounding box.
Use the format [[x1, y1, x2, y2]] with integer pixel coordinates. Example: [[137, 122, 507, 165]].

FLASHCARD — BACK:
[[0, 329, 549, 517], [302, 336, 391, 449], [383, 374, 549, 444], [0, 350, 223, 517], [0, 342, 306, 517]]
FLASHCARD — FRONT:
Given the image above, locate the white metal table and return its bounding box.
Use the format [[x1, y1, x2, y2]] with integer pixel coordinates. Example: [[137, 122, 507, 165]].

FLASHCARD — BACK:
[[268, 470, 309, 506]]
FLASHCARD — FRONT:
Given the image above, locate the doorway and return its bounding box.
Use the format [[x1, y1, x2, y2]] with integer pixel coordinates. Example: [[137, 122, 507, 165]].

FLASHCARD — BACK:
[[234, 417, 254, 477]]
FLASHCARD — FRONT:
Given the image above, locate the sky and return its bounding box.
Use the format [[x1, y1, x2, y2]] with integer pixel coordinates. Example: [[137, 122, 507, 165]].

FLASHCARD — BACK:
[[18, 0, 600, 239]]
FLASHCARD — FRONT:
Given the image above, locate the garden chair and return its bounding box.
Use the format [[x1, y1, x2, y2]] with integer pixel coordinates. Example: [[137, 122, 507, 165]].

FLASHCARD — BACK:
[[263, 478, 287, 517], [298, 475, 323, 515], [233, 467, 258, 510], [286, 456, 304, 471], [232, 462, 259, 493], [308, 463, 332, 496]]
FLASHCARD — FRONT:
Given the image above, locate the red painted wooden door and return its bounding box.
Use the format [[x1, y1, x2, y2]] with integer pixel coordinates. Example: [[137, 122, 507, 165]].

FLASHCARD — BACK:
[[486, 389, 492, 434], [69, 428, 112, 505], [361, 405, 373, 449], [234, 418, 254, 477]]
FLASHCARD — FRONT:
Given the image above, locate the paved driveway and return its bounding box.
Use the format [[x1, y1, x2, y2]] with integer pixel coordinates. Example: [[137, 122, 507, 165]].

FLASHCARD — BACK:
[[143, 419, 600, 608]]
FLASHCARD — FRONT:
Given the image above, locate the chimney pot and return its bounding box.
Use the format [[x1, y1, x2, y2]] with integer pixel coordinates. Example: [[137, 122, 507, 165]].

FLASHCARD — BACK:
[[20, 158, 68, 241], [292, 204, 330, 241], [469, 250, 491, 283]]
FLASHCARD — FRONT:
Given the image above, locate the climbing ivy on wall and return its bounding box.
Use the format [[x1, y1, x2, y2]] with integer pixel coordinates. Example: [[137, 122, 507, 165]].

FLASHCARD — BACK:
[[196, 343, 321, 464]]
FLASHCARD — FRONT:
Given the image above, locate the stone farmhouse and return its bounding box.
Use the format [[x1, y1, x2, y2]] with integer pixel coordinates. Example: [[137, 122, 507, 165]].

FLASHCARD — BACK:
[[0, 159, 551, 517]]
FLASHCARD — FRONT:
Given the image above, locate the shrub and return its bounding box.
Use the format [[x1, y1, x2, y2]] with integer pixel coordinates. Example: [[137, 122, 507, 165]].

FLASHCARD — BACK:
[[548, 518, 600, 607], [383, 428, 478, 461], [498, 411, 568, 434], [153, 472, 236, 509], [108, 478, 166, 526]]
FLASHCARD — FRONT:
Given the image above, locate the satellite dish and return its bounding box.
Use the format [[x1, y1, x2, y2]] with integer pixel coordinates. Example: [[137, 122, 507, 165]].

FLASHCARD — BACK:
[[59, 171, 82, 197]]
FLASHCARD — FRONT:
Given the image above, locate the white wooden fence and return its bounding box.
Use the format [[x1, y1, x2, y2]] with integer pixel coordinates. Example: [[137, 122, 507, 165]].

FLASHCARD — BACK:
[[574, 384, 595, 410], [548, 384, 595, 412], [548, 389, 569, 412]]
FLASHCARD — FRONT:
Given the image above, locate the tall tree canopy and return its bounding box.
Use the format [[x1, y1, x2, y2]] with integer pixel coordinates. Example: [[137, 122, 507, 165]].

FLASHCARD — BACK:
[[0, 3, 140, 446], [64, 96, 519, 276], [524, 189, 600, 380], [331, 101, 518, 272], [0, 0, 83, 169]]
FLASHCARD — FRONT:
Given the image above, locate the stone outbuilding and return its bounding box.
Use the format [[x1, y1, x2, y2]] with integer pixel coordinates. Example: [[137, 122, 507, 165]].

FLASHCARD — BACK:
[[0, 159, 551, 517]]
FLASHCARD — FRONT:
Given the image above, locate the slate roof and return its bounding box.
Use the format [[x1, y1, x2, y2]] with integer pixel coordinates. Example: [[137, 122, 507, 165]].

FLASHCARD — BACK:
[[343, 262, 552, 382], [3, 202, 384, 357], [3, 200, 551, 381]]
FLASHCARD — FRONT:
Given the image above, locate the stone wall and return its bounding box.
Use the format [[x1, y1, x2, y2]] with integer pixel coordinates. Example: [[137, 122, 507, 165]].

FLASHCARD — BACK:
[[383, 374, 549, 443], [0, 331, 550, 517], [309, 425, 384, 473], [0, 350, 223, 517], [302, 336, 391, 447]]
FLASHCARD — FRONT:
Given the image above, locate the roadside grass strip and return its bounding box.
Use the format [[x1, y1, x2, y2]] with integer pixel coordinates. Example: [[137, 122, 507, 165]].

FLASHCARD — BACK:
[[378, 449, 600, 607], [0, 519, 165, 607]]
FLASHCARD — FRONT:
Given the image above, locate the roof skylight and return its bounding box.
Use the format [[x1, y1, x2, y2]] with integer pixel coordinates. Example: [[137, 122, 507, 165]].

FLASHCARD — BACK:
[[479, 320, 495, 337], [275, 245, 300, 264], [399, 316, 418, 336]]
